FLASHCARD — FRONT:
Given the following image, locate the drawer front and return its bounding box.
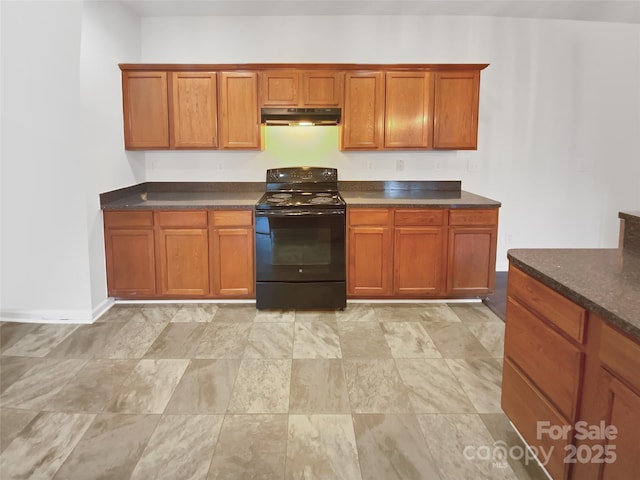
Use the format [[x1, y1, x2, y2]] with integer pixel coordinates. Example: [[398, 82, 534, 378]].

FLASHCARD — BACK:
[[348, 208, 391, 226], [211, 209, 253, 227], [394, 209, 444, 226], [156, 210, 208, 228], [104, 210, 153, 228], [508, 265, 586, 343], [505, 297, 583, 420], [599, 318, 640, 393], [449, 208, 498, 226], [501, 359, 571, 480]]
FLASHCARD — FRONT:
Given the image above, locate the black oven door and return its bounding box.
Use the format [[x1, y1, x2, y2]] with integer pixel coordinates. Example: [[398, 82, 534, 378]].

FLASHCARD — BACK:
[[255, 209, 346, 283]]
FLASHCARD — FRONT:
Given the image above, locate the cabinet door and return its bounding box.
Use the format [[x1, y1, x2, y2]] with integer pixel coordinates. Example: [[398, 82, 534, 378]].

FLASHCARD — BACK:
[[592, 370, 640, 480], [433, 70, 480, 149], [261, 71, 299, 106], [348, 226, 393, 296], [301, 71, 343, 106], [105, 228, 156, 297], [219, 71, 261, 149], [211, 227, 255, 297], [342, 72, 384, 150], [394, 226, 445, 296], [447, 226, 497, 295], [104, 211, 156, 298], [122, 71, 169, 149], [154, 210, 210, 298], [170, 72, 218, 148], [384, 72, 434, 148], [156, 228, 210, 296]]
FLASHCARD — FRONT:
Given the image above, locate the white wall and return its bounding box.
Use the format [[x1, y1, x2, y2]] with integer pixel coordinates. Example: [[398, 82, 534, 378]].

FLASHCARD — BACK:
[[140, 15, 640, 270], [1, 0, 140, 322], [80, 0, 142, 314]]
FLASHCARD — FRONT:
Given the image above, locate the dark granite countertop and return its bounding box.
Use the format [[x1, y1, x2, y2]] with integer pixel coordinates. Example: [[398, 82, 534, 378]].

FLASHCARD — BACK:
[[508, 248, 640, 342], [100, 180, 501, 210]]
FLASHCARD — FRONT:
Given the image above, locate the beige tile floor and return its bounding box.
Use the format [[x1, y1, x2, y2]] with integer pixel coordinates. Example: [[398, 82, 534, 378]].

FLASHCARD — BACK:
[[0, 303, 548, 480]]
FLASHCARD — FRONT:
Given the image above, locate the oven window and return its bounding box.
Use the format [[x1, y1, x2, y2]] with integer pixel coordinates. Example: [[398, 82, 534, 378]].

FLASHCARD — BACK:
[[270, 227, 331, 265]]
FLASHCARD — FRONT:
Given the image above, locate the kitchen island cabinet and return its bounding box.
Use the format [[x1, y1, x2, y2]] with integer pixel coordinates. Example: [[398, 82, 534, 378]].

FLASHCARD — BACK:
[[504, 248, 640, 480]]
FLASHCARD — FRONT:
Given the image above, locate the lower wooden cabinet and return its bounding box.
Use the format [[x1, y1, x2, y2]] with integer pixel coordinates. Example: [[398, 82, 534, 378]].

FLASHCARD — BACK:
[[104, 209, 254, 299], [348, 207, 488, 298], [347, 209, 393, 296], [155, 211, 210, 296], [446, 209, 498, 295], [210, 210, 254, 297], [104, 211, 156, 297], [503, 266, 640, 480]]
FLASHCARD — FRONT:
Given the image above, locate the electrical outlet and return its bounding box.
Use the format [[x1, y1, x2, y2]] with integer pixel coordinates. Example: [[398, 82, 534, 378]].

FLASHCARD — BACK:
[[468, 159, 480, 172], [505, 233, 513, 245], [396, 159, 405, 171], [367, 161, 373, 170], [217, 162, 224, 170], [434, 159, 442, 171]]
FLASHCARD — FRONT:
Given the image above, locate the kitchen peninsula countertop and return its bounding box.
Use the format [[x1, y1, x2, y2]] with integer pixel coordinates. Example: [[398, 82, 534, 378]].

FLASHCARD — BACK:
[[100, 180, 501, 210], [508, 248, 640, 342]]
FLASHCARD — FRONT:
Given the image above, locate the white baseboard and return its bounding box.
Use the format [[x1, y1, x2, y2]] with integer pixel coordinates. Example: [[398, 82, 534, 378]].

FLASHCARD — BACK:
[[1, 297, 116, 324]]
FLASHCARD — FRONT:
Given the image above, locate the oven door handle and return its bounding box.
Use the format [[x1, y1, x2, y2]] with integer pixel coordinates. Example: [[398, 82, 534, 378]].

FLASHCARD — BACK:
[[255, 208, 345, 217]]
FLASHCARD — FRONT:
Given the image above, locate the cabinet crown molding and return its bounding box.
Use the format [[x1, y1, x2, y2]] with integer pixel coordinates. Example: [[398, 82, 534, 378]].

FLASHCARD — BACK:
[[119, 63, 490, 72]]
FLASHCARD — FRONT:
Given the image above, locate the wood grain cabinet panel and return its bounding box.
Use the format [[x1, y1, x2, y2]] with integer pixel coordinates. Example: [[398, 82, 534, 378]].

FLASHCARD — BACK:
[[342, 72, 384, 150], [394, 226, 445, 296], [210, 210, 254, 297], [155, 216, 210, 297], [446, 209, 497, 295], [384, 71, 434, 148], [104, 211, 156, 297], [433, 70, 480, 149], [219, 71, 261, 149], [505, 297, 583, 421], [347, 208, 393, 296], [261, 70, 342, 107], [122, 71, 169, 149], [170, 72, 218, 148]]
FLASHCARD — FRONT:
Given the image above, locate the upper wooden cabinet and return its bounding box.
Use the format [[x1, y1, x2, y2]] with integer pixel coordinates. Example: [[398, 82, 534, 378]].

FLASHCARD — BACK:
[[122, 71, 169, 149], [219, 71, 261, 149], [120, 63, 486, 151], [433, 70, 481, 149], [384, 72, 434, 149], [342, 71, 385, 150], [261, 70, 343, 107], [170, 72, 218, 149]]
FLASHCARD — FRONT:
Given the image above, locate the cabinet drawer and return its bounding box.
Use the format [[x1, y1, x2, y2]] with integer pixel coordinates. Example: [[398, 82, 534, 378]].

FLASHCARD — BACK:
[[348, 208, 391, 226], [599, 318, 640, 393], [505, 298, 583, 420], [508, 265, 586, 343], [211, 210, 253, 227], [394, 209, 444, 226], [449, 208, 498, 226], [501, 359, 571, 480], [104, 210, 153, 228], [155, 210, 208, 227]]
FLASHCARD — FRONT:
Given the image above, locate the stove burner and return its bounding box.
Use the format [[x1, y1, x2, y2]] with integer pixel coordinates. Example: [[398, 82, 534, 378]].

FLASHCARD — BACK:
[[272, 193, 292, 199], [316, 193, 332, 197], [310, 196, 334, 204], [267, 197, 285, 203]]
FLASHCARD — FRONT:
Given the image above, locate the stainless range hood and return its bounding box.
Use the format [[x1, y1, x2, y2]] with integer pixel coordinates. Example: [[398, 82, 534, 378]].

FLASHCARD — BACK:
[[261, 107, 341, 126]]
